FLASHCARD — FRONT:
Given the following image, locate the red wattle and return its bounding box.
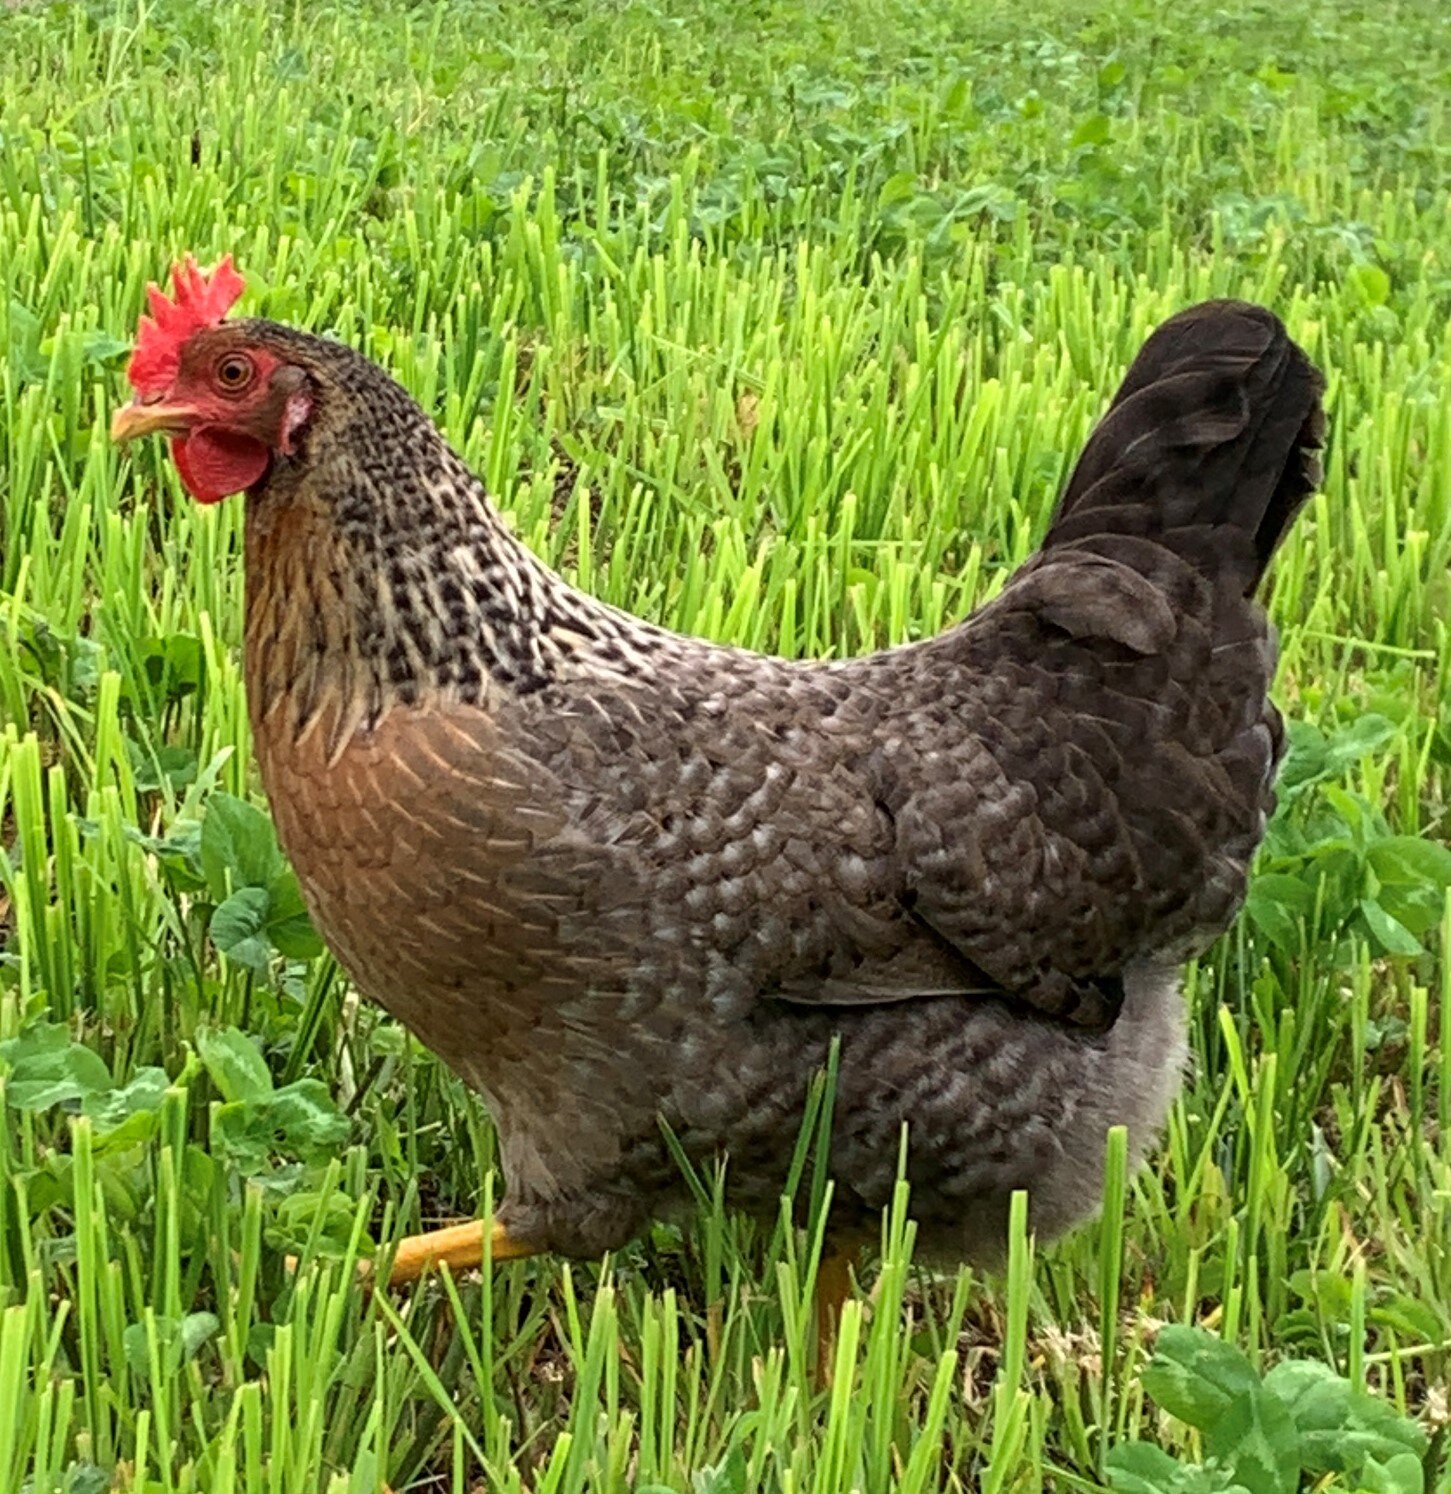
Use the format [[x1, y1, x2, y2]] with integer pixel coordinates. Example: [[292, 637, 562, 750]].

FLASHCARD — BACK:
[[170, 428, 270, 503]]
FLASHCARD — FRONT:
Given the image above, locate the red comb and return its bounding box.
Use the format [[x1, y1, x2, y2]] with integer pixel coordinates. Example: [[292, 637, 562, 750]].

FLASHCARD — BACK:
[[127, 254, 246, 396]]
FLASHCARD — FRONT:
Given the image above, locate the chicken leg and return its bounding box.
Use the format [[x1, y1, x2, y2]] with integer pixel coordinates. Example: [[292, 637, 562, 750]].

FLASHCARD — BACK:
[[383, 1221, 854, 1375], [814, 1247, 857, 1386], [382, 1220, 537, 1285]]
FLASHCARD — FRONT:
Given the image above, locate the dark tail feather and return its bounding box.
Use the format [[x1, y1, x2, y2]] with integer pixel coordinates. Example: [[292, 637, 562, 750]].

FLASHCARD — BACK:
[[1043, 300, 1325, 599]]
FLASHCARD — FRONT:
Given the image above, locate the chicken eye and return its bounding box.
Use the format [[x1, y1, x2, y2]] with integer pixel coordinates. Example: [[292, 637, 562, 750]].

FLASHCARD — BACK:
[[215, 354, 255, 393]]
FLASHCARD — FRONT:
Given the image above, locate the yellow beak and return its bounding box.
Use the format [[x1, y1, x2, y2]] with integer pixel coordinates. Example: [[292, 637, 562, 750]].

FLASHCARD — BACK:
[[110, 401, 195, 443]]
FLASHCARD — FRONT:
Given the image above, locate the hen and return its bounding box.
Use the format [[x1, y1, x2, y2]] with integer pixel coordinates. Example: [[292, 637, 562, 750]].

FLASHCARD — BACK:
[[113, 258, 1323, 1293]]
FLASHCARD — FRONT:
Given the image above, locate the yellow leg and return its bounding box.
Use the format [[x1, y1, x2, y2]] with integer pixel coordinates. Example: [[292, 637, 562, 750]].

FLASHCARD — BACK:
[[814, 1248, 856, 1387], [377, 1219, 537, 1287]]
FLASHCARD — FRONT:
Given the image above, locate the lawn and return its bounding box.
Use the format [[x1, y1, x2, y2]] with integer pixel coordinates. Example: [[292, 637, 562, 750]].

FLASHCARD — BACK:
[[2, 0, 1450, 1488]]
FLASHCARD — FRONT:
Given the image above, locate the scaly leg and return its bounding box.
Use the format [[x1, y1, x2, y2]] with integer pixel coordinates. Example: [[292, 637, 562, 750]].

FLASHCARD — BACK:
[[375, 1221, 537, 1492], [380, 1219, 537, 1287], [814, 1247, 857, 1387]]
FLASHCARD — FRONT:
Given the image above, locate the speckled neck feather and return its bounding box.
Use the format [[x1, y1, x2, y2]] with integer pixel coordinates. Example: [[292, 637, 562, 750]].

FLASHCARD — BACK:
[[239, 322, 645, 756]]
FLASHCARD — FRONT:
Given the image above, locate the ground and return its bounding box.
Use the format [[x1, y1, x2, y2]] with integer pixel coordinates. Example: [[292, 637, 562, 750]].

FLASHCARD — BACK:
[[0, 0, 1449, 1489]]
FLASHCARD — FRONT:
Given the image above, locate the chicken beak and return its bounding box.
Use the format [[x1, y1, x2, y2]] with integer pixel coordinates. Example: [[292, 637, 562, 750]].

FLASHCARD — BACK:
[[110, 401, 195, 443]]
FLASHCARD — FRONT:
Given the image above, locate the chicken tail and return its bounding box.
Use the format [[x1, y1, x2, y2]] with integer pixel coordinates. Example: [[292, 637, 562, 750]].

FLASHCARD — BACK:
[[1041, 300, 1324, 601]]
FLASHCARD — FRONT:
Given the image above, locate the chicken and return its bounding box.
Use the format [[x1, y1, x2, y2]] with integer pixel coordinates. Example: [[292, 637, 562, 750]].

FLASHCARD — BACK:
[[112, 257, 1324, 1292]]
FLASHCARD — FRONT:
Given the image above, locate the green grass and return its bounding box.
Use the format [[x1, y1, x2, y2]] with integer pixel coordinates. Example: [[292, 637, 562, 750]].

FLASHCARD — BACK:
[[2, 0, 1451, 1488]]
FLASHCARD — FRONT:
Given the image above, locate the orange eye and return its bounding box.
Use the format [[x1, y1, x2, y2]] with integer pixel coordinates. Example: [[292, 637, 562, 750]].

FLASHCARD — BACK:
[[215, 353, 255, 392]]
